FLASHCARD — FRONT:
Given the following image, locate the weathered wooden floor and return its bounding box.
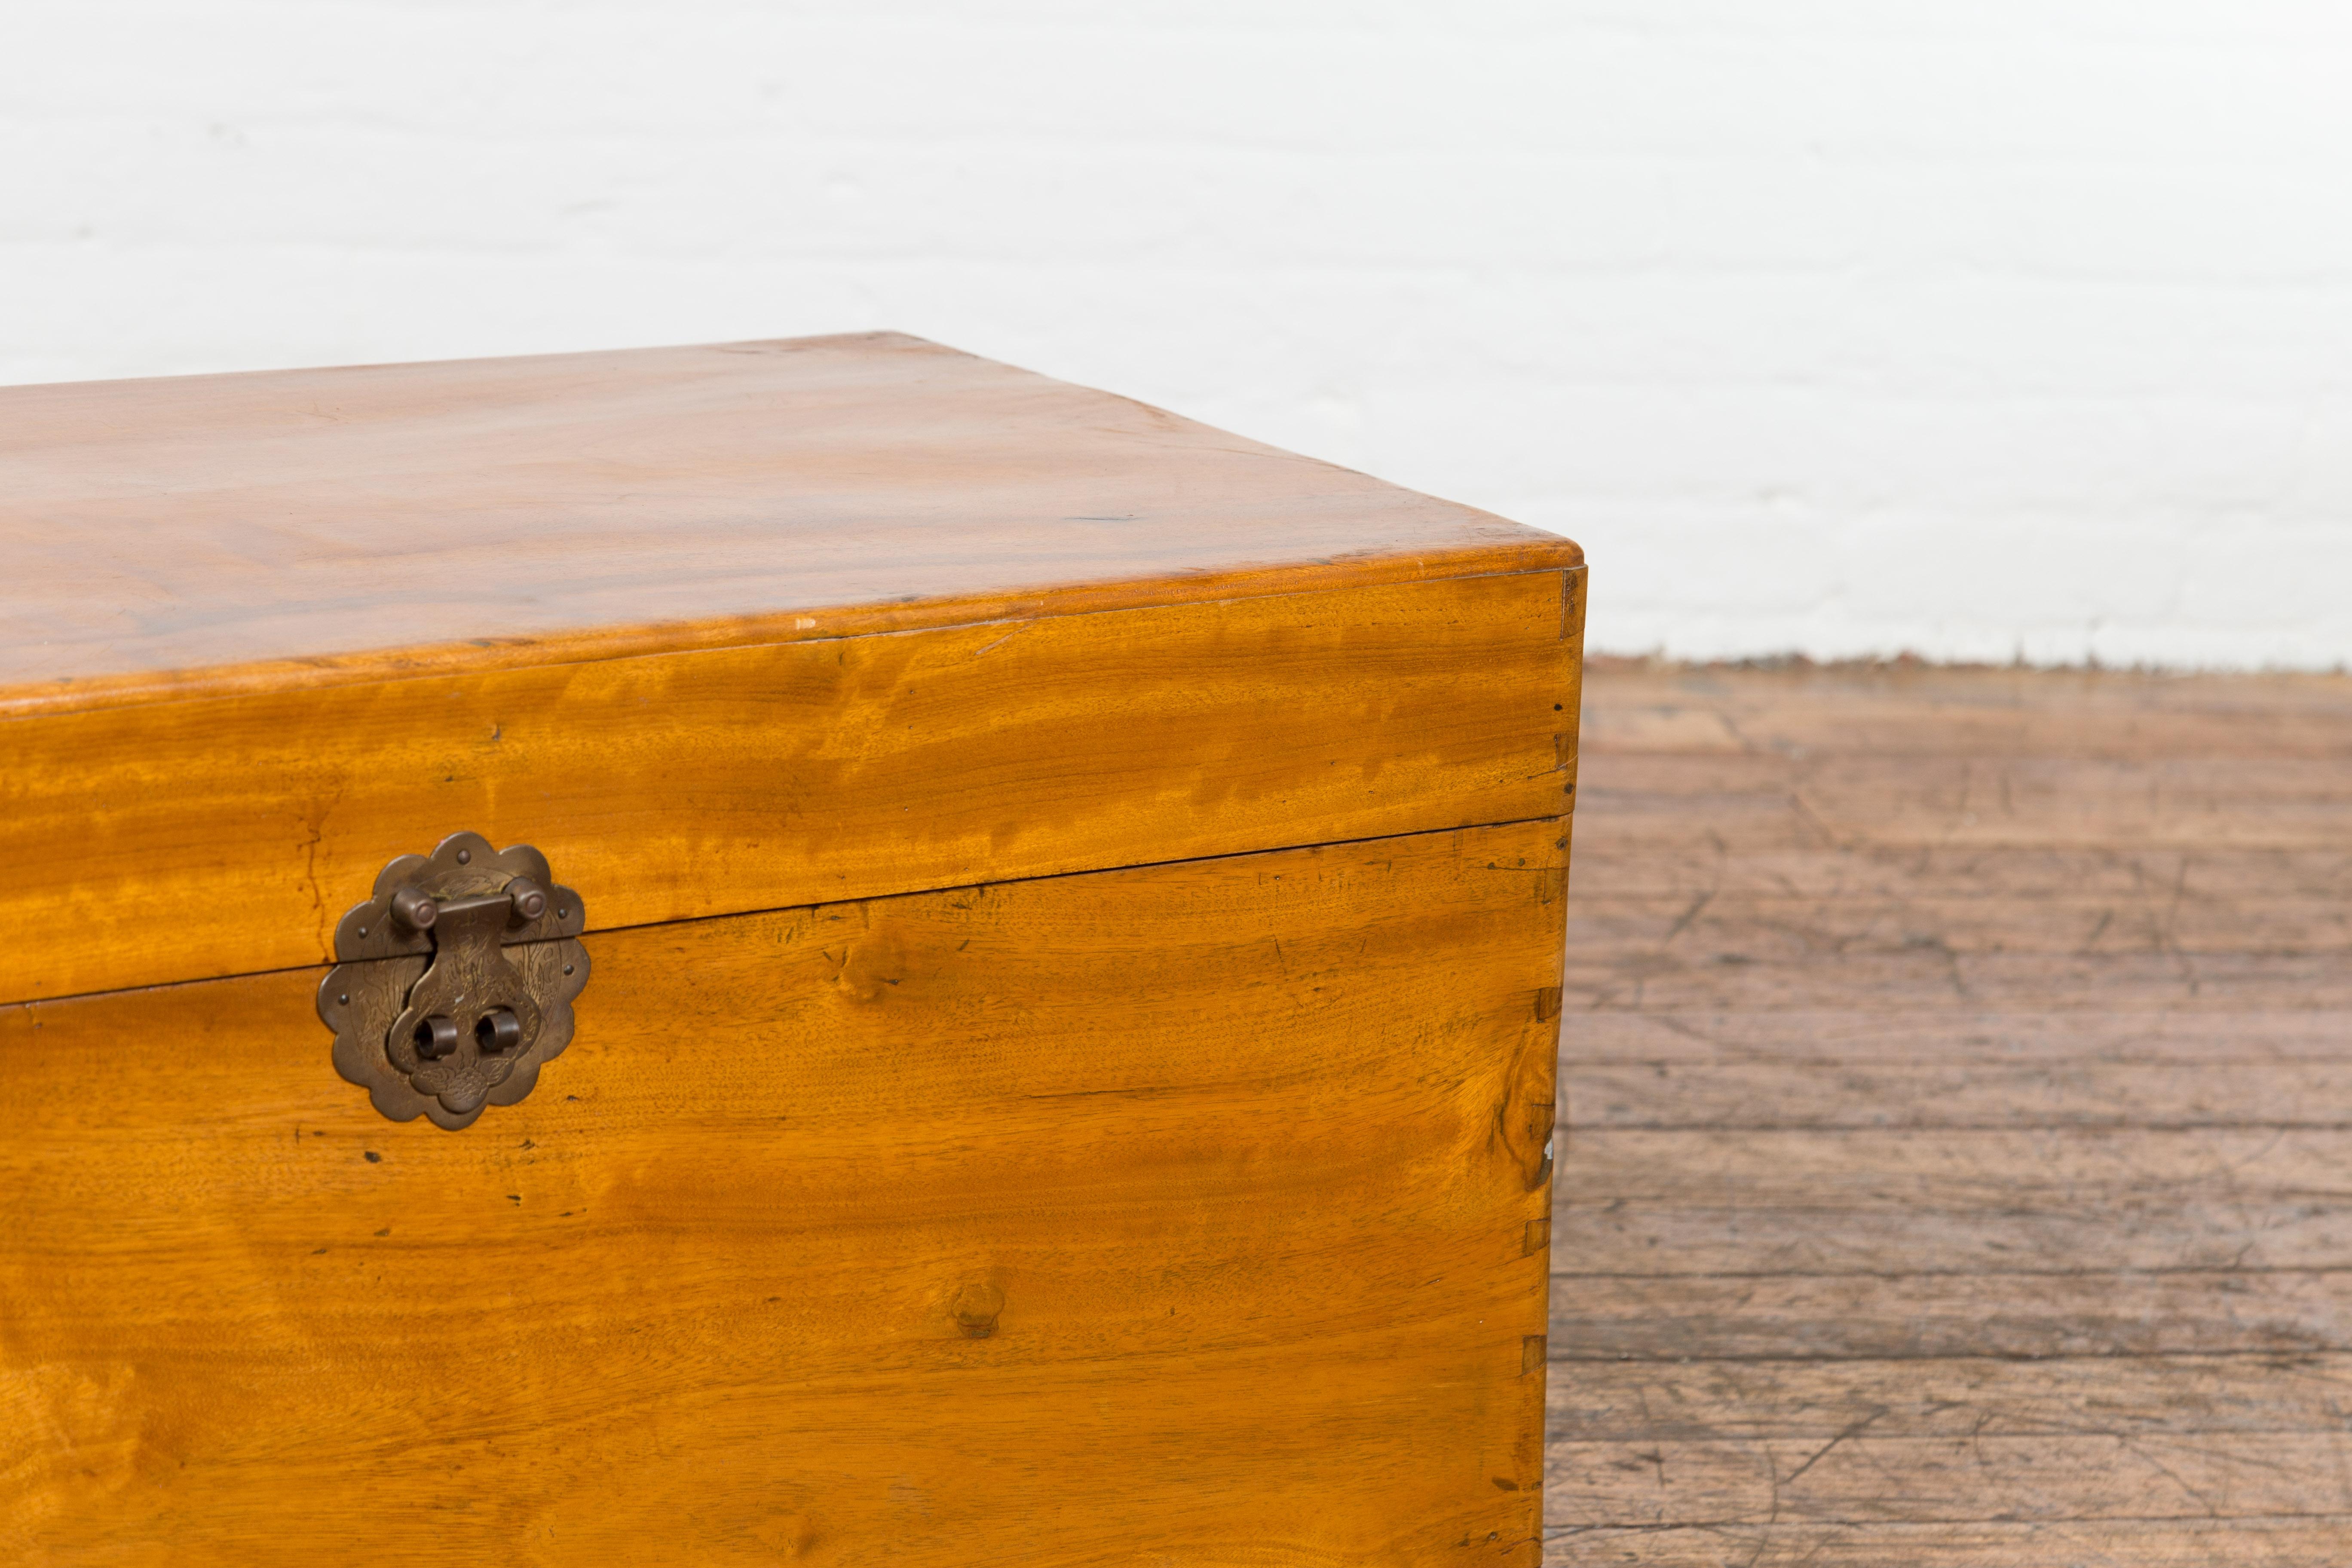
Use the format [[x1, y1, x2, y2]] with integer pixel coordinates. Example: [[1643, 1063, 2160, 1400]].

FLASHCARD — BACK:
[[1547, 659, 2352, 1566]]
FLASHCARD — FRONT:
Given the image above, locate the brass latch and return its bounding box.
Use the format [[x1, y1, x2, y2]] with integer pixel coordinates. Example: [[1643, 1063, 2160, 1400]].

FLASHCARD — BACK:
[[318, 833, 589, 1130]]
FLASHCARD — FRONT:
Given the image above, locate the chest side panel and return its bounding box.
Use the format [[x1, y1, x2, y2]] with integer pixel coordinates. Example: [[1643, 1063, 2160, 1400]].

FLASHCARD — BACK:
[[0, 819, 1564, 1566], [0, 568, 1580, 1003]]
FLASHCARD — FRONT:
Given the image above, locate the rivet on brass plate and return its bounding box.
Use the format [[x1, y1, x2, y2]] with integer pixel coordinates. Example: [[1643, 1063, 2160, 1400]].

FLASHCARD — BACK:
[[318, 833, 589, 1131]]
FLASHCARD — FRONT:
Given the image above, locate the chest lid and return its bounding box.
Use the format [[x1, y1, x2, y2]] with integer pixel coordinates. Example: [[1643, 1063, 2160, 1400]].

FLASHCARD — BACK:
[[0, 333, 1583, 1004]]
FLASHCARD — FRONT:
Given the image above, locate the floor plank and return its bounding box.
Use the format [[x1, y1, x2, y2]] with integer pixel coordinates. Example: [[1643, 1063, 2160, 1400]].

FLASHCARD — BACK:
[[1549, 658, 2352, 1563], [1570, 843, 2352, 902], [1566, 891, 2352, 957], [1547, 1432, 2352, 1525], [1565, 1011, 2352, 1064], [1551, 1271, 2352, 1360], [1547, 1519, 2352, 1567], [1550, 1353, 2352, 1438], [1569, 1057, 2352, 1128], [1559, 948, 2352, 1012]]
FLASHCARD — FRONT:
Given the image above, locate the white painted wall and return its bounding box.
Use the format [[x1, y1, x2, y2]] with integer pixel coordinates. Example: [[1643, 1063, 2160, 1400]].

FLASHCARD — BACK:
[[7, 2, 2351, 669]]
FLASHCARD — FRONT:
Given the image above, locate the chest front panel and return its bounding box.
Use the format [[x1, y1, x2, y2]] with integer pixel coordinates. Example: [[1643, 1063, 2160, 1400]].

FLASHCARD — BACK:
[[1, 821, 1562, 1566]]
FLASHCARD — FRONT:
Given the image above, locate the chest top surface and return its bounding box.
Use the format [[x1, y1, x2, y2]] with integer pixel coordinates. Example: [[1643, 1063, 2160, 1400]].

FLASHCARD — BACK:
[[0, 332, 1578, 715]]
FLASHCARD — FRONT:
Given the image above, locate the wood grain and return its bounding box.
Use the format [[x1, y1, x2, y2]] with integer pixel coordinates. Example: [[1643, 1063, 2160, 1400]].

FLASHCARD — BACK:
[[0, 568, 1578, 1004], [1581, 656, 2352, 759], [0, 332, 1580, 714], [1569, 843, 2352, 903], [1549, 1520, 2352, 1567], [1568, 1056, 2352, 1128], [1567, 890, 2352, 957], [1565, 1010, 2352, 1064], [1561, 1008, 2352, 1132], [1551, 1271, 2352, 1360], [1578, 754, 2352, 851], [0, 820, 1565, 1566], [1548, 1433, 2352, 1525], [1553, 1128, 2352, 1274], [1549, 659, 2352, 1564], [1551, 1351, 2352, 1439], [1559, 948, 2352, 1013]]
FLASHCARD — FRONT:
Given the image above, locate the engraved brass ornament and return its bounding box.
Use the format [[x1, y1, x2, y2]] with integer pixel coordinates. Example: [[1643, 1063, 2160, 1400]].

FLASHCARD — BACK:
[[318, 833, 589, 1130]]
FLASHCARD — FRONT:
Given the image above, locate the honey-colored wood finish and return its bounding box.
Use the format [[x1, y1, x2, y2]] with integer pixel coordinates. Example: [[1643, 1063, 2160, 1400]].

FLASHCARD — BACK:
[[3, 336, 1583, 1559], [0, 333, 1580, 715], [0, 569, 1580, 1003], [1547, 659, 2352, 1566], [0, 821, 1565, 1565]]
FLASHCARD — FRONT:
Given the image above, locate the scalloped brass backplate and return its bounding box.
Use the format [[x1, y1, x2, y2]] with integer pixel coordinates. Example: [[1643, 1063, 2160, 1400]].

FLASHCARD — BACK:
[[317, 833, 589, 1130]]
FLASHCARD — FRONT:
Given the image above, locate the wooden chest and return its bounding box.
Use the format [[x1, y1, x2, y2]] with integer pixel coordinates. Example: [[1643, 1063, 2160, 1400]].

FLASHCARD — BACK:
[[0, 334, 1583, 1565]]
